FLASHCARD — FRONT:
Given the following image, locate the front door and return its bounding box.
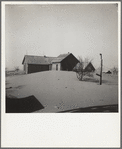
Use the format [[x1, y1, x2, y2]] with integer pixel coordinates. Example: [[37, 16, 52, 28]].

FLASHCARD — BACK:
[[56, 64, 58, 70]]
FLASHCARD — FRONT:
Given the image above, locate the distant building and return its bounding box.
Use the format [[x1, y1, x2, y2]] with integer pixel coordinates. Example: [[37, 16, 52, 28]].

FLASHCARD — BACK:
[[22, 53, 79, 74], [106, 70, 112, 74]]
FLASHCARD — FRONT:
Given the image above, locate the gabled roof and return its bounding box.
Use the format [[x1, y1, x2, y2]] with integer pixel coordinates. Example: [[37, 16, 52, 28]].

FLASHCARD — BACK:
[[22, 55, 56, 65], [74, 62, 95, 72], [84, 62, 95, 72], [22, 53, 79, 65], [51, 53, 71, 63]]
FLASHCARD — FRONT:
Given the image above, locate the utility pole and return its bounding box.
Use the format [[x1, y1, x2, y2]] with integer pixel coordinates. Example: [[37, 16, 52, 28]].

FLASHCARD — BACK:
[[100, 53, 103, 85]]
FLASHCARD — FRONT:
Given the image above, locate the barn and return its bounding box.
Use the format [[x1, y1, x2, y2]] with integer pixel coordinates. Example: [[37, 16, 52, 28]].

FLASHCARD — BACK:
[[22, 53, 79, 74]]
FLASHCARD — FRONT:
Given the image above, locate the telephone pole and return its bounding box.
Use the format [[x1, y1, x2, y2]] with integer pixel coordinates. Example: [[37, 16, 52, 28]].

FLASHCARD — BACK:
[[100, 53, 103, 85]]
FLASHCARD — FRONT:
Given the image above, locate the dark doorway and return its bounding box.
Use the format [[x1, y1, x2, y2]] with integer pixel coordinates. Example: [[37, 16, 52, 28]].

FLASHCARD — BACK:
[[56, 64, 58, 70]]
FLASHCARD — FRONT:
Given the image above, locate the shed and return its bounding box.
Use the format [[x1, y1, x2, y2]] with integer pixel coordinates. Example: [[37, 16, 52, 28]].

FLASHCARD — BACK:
[[73, 62, 95, 73], [84, 62, 95, 72]]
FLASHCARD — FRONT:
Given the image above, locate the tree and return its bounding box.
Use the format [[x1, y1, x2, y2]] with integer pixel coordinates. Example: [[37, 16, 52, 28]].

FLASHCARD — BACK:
[[76, 56, 94, 81], [111, 67, 118, 75]]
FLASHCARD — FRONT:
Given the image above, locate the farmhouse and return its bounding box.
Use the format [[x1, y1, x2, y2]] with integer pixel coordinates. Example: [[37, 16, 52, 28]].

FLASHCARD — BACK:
[[22, 53, 79, 74]]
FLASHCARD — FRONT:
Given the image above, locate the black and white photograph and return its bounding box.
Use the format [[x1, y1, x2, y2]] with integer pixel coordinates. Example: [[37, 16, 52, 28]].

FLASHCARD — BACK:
[[5, 2, 119, 113], [1, 1, 120, 147]]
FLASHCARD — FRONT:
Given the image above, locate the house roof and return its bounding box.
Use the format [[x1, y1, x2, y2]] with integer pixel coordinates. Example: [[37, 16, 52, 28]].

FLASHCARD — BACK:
[[22, 55, 56, 65], [74, 62, 95, 72], [22, 53, 79, 65], [51, 53, 71, 63], [84, 62, 95, 72]]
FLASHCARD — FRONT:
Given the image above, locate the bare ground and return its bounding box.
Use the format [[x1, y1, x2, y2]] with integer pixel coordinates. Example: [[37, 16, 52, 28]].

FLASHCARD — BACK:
[[6, 71, 118, 113]]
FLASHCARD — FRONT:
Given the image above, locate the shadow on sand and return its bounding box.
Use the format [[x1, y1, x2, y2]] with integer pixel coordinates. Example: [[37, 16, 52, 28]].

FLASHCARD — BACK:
[[58, 104, 118, 113], [83, 77, 113, 85], [6, 95, 44, 113]]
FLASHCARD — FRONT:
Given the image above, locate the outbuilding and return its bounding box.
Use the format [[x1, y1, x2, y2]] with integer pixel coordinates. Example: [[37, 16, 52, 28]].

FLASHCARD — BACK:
[[84, 62, 95, 72]]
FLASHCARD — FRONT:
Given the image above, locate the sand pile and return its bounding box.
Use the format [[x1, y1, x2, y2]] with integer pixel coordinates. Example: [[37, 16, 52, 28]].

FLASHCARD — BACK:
[[6, 71, 118, 113]]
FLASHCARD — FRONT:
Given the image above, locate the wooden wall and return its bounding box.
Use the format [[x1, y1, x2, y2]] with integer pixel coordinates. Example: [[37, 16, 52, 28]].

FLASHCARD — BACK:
[[61, 54, 79, 71], [28, 64, 49, 74]]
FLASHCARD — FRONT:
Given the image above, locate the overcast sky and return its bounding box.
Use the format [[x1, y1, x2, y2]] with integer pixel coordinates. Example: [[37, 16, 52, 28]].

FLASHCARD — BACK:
[[5, 3, 118, 70]]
